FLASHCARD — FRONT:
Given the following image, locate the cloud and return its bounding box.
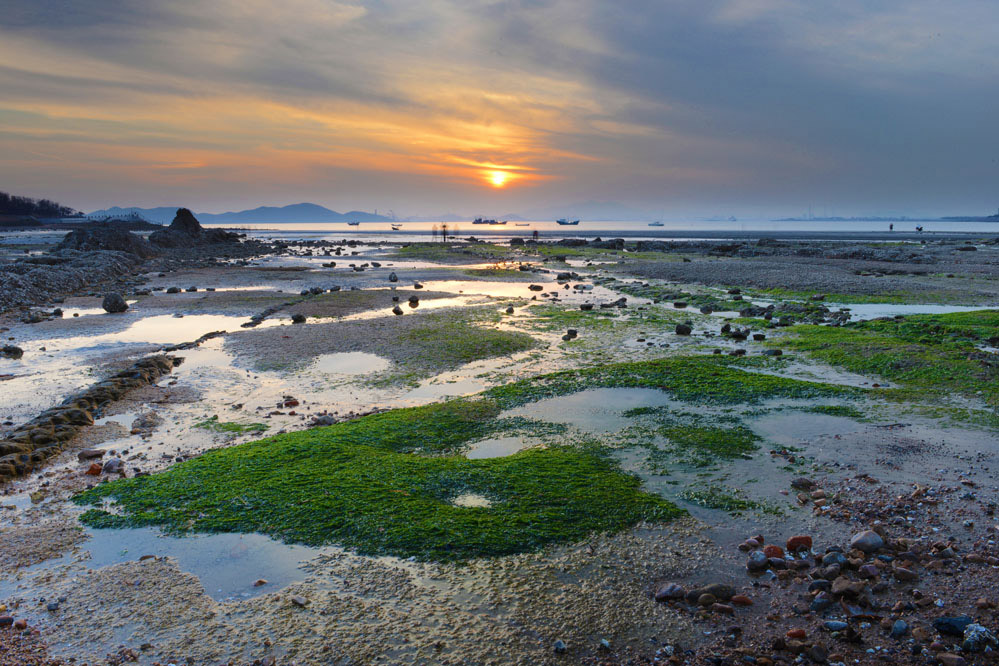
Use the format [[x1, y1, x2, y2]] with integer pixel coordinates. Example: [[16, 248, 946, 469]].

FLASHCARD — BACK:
[[0, 0, 997, 215]]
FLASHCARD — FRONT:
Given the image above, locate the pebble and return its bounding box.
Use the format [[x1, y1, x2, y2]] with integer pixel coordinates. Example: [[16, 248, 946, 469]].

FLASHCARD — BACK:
[[849, 530, 884, 554], [291, 595, 309, 607]]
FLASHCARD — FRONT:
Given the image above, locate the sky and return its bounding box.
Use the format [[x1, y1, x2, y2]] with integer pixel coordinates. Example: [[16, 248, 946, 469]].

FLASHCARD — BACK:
[[1, 0, 997, 218]]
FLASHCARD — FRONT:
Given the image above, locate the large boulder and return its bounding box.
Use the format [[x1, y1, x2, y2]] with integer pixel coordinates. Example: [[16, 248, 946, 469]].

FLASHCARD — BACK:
[[56, 224, 157, 258], [102, 293, 128, 313], [149, 208, 240, 248]]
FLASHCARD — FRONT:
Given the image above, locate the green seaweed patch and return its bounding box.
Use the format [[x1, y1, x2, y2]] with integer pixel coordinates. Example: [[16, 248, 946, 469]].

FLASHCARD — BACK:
[[486, 356, 857, 408], [74, 426, 680, 561], [800, 405, 866, 419], [777, 311, 999, 407], [398, 319, 536, 368], [461, 268, 525, 279], [391, 243, 512, 263], [679, 484, 783, 516], [194, 416, 269, 434], [618, 409, 760, 468], [524, 304, 619, 331]]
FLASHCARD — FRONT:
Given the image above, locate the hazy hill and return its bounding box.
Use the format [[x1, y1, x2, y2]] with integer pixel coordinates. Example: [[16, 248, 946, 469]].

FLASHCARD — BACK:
[[88, 203, 392, 224]]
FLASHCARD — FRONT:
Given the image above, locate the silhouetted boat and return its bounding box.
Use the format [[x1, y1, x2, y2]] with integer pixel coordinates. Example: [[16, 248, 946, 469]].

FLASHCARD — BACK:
[[556, 218, 580, 226], [473, 217, 507, 225], [648, 221, 664, 227], [347, 221, 360, 226], [390, 224, 402, 230], [514, 223, 530, 226]]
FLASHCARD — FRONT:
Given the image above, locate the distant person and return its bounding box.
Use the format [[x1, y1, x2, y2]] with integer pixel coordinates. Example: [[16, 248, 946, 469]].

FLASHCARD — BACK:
[[532, 229, 539, 241], [889, 223, 893, 231], [916, 225, 923, 233]]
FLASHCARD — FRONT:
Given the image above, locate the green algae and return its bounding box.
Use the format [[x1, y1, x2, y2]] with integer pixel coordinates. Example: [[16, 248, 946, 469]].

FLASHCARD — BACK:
[[74, 401, 679, 561], [678, 483, 783, 516], [486, 355, 858, 409], [777, 311, 999, 407]]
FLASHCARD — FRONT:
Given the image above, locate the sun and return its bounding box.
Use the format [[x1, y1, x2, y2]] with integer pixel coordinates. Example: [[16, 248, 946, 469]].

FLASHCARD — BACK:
[[488, 170, 509, 187]]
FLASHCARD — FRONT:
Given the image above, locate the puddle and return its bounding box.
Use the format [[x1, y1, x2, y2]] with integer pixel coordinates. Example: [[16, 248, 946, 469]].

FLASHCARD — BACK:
[[94, 412, 139, 428], [450, 493, 493, 508], [464, 436, 530, 459], [311, 352, 390, 375], [832, 304, 997, 321], [502, 387, 677, 433], [0, 527, 329, 603], [750, 411, 866, 448]]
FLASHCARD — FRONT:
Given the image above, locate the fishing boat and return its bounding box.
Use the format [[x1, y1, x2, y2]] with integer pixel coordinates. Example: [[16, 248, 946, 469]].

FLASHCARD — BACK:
[[648, 221, 664, 227], [346, 221, 360, 226], [556, 218, 580, 226], [514, 222, 530, 227], [390, 224, 402, 231], [473, 217, 507, 225]]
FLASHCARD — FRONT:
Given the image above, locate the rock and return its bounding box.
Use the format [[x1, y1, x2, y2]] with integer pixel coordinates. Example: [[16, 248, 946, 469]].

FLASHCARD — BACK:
[[1, 345, 24, 359], [962, 623, 997, 653], [849, 530, 884, 554], [253, 579, 268, 587], [823, 621, 848, 632], [389, 272, 398, 282], [890, 619, 908, 638], [762, 348, 783, 356], [290, 595, 309, 607], [56, 224, 158, 258], [791, 477, 816, 490], [786, 628, 807, 640], [77, 449, 106, 461], [747, 551, 769, 572], [654, 583, 685, 602], [46, 602, 59, 611], [0, 616, 12, 627], [711, 603, 734, 614], [731, 595, 753, 606], [786, 535, 812, 552], [291, 313, 307, 324], [13, 618, 27, 630], [392, 305, 404, 315], [85, 462, 103, 476], [528, 284, 544, 291], [102, 293, 129, 313], [102, 458, 124, 475], [505, 306, 514, 314], [697, 593, 717, 607], [580, 303, 594, 311], [763, 544, 784, 558], [553, 640, 567, 654], [675, 323, 692, 335], [933, 615, 973, 637], [937, 654, 966, 666]]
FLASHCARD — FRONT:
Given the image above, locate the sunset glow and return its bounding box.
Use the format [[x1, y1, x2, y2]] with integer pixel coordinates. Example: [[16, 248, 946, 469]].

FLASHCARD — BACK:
[[488, 171, 510, 188]]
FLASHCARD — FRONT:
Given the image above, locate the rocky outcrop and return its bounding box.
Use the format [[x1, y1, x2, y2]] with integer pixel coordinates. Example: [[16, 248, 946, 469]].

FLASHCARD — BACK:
[[149, 208, 241, 248], [55, 224, 157, 258], [0, 250, 142, 312], [0, 355, 181, 483]]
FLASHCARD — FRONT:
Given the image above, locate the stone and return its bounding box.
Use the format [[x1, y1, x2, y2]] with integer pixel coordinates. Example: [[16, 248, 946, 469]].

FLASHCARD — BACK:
[[786, 535, 812, 552], [890, 619, 908, 638], [937, 654, 965, 666], [654, 583, 685, 602], [77, 449, 106, 461], [849, 530, 884, 554], [1, 345, 23, 359], [763, 545, 784, 559], [291, 313, 306, 324], [0, 616, 12, 627], [804, 644, 827, 663], [962, 623, 997, 653], [102, 293, 129, 313], [823, 621, 848, 632], [553, 640, 567, 654], [711, 603, 734, 614], [85, 462, 103, 476], [731, 595, 753, 606], [290, 595, 309, 607], [253, 579, 268, 587], [933, 616, 973, 637], [392, 305, 404, 315], [747, 551, 769, 572], [675, 323, 692, 335], [46, 602, 59, 611], [892, 565, 918, 581]]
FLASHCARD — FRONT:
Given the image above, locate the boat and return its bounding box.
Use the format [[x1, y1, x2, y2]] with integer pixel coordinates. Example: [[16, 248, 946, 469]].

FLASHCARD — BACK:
[[347, 221, 360, 226], [473, 217, 507, 225], [648, 221, 664, 227], [556, 218, 580, 226], [390, 224, 402, 231], [514, 223, 530, 227]]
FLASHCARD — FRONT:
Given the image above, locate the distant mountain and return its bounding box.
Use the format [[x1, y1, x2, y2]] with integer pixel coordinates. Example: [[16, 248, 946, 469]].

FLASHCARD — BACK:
[[87, 203, 392, 224]]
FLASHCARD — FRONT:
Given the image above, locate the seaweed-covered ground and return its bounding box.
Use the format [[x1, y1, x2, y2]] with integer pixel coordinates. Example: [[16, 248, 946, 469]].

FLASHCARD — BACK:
[[2, 232, 999, 665]]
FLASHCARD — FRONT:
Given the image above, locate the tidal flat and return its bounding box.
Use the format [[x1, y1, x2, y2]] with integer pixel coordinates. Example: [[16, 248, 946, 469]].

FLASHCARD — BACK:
[[2, 229, 999, 665]]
